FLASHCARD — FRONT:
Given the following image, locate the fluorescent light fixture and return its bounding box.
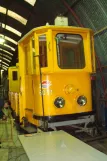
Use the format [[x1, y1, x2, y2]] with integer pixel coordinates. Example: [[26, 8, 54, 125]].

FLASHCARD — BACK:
[[24, 0, 36, 6], [0, 63, 9, 69], [2, 65, 8, 70], [0, 34, 4, 37], [0, 6, 27, 25], [5, 36, 17, 45], [6, 25, 22, 37], [4, 44, 15, 51], [1, 24, 5, 28], [2, 66, 7, 70], [0, 53, 12, 60], [0, 6, 6, 14], [0, 34, 17, 45], [2, 23, 22, 37], [0, 57, 11, 62], [0, 37, 5, 43], [2, 64, 8, 68], [8, 10, 27, 25], [0, 60, 1, 62], [3, 57, 11, 62], [2, 49, 13, 56], [2, 61, 9, 66]]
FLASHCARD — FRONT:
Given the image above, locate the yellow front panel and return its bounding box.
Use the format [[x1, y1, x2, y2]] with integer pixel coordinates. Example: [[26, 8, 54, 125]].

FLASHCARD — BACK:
[[33, 72, 92, 116], [18, 26, 95, 126]]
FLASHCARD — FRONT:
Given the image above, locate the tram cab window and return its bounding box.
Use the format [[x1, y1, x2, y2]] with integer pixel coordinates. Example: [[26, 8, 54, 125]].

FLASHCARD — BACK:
[[12, 71, 18, 81], [56, 34, 85, 69], [24, 45, 30, 74], [39, 35, 47, 67], [32, 38, 36, 69]]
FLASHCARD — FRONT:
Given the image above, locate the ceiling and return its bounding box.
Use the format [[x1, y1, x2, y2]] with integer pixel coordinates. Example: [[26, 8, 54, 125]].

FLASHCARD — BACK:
[[0, 0, 69, 70], [0, 0, 107, 70]]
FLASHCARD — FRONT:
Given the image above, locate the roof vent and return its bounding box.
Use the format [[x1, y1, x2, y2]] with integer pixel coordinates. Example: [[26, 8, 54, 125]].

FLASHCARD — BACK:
[[54, 16, 68, 26]]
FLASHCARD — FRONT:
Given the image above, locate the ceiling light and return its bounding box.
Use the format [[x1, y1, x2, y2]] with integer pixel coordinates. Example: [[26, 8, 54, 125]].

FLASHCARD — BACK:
[[3, 57, 11, 62], [2, 65, 8, 70], [24, 0, 36, 6], [0, 54, 12, 60], [5, 36, 17, 45], [0, 37, 5, 43], [2, 62, 9, 66], [0, 6, 27, 25], [0, 34, 17, 45], [0, 6, 6, 14], [4, 44, 15, 51], [2, 49, 13, 56], [6, 25, 22, 37], [8, 10, 27, 25], [2, 23, 22, 37], [0, 56, 11, 62]]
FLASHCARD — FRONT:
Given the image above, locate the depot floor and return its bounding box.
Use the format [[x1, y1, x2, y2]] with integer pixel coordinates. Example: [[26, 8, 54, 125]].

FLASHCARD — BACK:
[[0, 121, 107, 161], [0, 120, 29, 161]]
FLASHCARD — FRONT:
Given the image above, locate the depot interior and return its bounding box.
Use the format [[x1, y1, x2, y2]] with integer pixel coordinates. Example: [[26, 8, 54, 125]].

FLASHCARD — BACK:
[[0, 0, 107, 161]]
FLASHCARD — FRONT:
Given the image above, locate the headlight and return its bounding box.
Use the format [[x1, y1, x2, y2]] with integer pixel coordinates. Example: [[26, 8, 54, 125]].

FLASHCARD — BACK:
[[77, 96, 87, 106], [54, 97, 65, 108]]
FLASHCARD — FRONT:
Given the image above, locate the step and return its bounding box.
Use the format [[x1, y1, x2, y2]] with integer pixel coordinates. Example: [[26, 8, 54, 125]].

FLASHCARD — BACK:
[[20, 125, 37, 134]]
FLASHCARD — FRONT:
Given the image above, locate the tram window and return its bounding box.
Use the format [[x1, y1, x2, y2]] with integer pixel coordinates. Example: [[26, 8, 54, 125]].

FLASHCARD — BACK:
[[24, 45, 29, 74], [56, 34, 85, 69], [39, 35, 47, 67], [32, 38, 36, 69], [12, 71, 18, 80]]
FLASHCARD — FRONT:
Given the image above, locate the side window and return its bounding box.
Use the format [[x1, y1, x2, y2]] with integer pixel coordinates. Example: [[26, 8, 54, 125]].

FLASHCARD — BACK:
[[39, 35, 47, 67], [32, 38, 36, 69], [12, 71, 18, 81], [24, 45, 29, 74]]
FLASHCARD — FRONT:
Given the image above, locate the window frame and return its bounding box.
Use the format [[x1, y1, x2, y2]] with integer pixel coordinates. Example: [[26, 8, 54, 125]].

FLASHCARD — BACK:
[[38, 34, 48, 68], [56, 33, 86, 69], [12, 71, 18, 81]]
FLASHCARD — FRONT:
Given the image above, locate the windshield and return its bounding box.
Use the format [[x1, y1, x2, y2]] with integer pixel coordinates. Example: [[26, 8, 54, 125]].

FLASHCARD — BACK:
[[56, 33, 85, 69]]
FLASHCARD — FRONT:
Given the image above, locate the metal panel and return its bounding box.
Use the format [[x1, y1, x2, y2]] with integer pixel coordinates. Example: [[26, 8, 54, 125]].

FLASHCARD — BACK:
[[18, 130, 107, 161], [67, 0, 107, 65]]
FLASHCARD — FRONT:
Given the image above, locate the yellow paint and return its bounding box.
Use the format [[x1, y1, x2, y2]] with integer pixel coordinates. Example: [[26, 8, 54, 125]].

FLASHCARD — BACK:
[[8, 66, 19, 92], [18, 26, 96, 127], [8, 65, 19, 115]]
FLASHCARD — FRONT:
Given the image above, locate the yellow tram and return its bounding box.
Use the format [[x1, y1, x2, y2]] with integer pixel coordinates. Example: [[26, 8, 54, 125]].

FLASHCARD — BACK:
[[17, 18, 95, 130]]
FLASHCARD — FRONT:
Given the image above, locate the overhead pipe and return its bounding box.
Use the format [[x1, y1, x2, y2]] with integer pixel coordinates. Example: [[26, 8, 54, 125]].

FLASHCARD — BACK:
[[61, 0, 106, 94], [94, 26, 107, 36], [61, 0, 83, 27]]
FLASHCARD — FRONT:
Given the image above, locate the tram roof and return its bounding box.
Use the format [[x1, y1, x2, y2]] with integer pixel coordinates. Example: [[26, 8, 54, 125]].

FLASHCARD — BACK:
[[19, 25, 92, 43]]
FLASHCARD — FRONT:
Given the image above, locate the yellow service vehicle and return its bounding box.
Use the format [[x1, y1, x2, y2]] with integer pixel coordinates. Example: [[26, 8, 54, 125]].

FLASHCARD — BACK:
[[18, 17, 95, 130]]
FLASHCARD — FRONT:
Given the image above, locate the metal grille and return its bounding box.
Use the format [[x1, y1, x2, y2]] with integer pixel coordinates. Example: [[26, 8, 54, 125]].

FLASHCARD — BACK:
[[66, 0, 107, 65], [61, 0, 107, 126]]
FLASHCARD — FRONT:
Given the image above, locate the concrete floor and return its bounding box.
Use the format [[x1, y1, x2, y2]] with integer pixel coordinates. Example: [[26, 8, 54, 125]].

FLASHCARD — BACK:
[[88, 139, 107, 154], [0, 120, 29, 161], [0, 120, 107, 161]]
